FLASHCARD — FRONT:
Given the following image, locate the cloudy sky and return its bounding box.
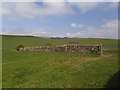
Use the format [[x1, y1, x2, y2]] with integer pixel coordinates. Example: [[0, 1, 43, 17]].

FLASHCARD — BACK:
[[1, 0, 119, 39]]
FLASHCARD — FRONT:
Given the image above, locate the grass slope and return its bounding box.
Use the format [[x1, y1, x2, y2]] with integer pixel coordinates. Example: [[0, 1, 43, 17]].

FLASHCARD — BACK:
[[2, 35, 118, 51], [2, 35, 119, 88]]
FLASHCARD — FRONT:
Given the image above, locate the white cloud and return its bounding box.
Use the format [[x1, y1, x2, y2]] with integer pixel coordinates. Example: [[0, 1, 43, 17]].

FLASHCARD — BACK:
[[2, 1, 74, 20], [71, 23, 84, 28], [2, 0, 119, 2], [31, 28, 50, 37], [67, 20, 118, 39], [1, 28, 63, 37], [70, 2, 117, 13], [2, 20, 118, 39], [2, 28, 30, 35], [67, 0, 119, 2], [2, 28, 44, 36], [1, 1, 118, 20], [3, 0, 36, 2], [69, 2, 99, 13], [109, 2, 118, 8], [101, 20, 118, 30]]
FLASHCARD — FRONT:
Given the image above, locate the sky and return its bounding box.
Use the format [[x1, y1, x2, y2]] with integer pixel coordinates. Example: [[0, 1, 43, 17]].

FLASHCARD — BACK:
[[0, 0, 119, 39]]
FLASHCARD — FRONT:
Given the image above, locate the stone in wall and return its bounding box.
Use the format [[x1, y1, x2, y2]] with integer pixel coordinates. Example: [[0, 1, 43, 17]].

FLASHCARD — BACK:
[[19, 44, 102, 54]]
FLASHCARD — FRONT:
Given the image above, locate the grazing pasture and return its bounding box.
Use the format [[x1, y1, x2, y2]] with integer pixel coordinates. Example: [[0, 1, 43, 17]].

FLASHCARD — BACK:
[[2, 35, 119, 88], [2, 35, 118, 51]]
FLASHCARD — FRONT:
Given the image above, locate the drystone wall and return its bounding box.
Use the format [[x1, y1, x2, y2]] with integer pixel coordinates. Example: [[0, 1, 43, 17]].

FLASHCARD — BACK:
[[19, 44, 102, 54]]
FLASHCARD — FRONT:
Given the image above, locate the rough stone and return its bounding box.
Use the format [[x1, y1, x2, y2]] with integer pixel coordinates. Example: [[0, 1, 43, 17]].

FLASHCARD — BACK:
[[19, 44, 102, 54]]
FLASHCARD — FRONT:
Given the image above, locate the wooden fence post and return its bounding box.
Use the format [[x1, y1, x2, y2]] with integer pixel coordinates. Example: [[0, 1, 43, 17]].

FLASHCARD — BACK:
[[32, 47, 34, 51], [46, 46, 49, 51], [73, 45, 75, 52], [65, 45, 67, 52], [24, 47, 25, 51], [99, 44, 102, 55]]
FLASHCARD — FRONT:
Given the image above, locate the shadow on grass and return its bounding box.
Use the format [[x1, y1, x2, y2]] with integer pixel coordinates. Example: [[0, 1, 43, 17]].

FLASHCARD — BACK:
[[104, 71, 120, 88]]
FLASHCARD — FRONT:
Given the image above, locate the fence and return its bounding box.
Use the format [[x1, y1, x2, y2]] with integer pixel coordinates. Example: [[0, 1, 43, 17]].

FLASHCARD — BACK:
[[19, 44, 102, 54]]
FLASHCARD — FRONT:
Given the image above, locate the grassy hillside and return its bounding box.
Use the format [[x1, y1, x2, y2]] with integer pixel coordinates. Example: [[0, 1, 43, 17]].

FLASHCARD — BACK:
[[2, 35, 119, 88], [2, 35, 118, 51]]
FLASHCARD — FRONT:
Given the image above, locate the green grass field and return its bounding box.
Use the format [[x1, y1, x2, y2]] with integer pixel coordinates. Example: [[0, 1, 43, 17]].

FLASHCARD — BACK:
[[2, 35, 119, 88]]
